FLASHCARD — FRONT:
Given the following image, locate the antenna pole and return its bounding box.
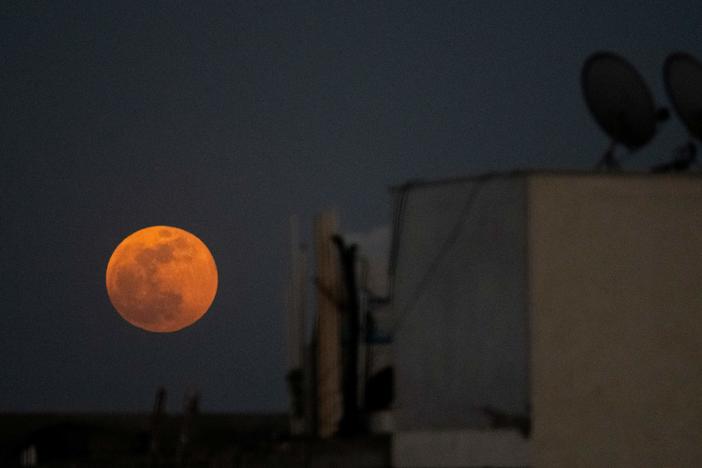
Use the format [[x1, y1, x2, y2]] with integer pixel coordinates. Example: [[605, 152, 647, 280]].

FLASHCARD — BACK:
[[150, 386, 166, 468], [333, 234, 361, 436], [595, 140, 620, 170]]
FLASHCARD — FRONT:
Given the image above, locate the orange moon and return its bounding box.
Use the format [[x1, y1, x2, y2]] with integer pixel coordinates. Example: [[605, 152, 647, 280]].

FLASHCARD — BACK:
[[106, 226, 218, 333]]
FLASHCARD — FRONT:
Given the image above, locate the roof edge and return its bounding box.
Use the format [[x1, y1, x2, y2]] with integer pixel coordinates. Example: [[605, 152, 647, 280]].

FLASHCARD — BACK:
[[388, 169, 702, 191]]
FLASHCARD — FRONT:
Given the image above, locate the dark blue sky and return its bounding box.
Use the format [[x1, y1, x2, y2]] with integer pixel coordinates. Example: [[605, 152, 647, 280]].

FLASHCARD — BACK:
[[2, 1, 700, 412]]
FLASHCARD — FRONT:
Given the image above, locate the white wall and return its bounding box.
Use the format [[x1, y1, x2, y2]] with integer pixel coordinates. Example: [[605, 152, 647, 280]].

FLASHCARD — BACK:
[[529, 174, 702, 467]]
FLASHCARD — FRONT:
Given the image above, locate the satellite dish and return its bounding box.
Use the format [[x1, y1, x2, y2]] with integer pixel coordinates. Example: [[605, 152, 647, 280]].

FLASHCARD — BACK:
[[582, 52, 667, 169], [664, 52, 702, 141], [651, 52, 701, 172]]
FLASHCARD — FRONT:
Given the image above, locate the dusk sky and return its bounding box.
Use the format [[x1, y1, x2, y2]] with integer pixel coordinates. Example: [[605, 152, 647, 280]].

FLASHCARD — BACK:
[[2, 1, 700, 413]]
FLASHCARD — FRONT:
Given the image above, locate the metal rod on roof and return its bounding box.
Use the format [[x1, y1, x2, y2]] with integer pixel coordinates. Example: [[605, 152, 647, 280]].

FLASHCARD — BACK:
[[333, 234, 361, 436]]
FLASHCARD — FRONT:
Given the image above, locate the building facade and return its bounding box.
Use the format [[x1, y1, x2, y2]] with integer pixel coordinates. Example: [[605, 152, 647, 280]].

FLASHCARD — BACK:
[[389, 172, 702, 467]]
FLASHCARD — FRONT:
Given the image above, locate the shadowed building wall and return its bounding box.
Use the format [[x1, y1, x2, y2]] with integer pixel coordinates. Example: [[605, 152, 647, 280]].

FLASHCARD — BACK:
[[391, 175, 529, 430]]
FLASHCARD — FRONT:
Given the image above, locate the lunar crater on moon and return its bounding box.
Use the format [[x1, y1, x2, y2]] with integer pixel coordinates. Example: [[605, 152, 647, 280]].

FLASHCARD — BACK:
[[106, 226, 218, 332]]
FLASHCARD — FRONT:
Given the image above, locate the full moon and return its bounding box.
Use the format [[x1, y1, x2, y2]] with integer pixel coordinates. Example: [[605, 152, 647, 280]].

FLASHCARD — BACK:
[[106, 226, 218, 333]]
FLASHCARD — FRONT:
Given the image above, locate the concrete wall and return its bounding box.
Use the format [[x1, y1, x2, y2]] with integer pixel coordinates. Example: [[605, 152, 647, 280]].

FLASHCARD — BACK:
[[392, 175, 529, 430], [393, 429, 529, 468], [529, 174, 702, 467]]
